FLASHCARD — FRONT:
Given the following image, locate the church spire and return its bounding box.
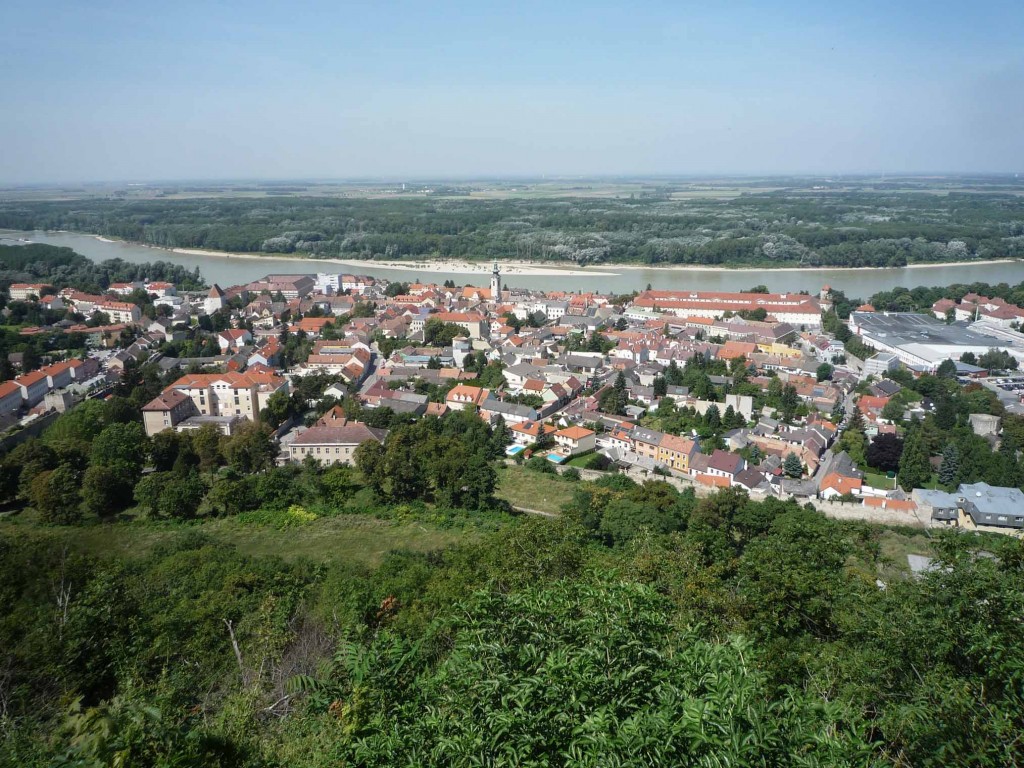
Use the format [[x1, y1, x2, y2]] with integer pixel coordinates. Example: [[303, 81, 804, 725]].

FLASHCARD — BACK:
[[490, 260, 501, 300]]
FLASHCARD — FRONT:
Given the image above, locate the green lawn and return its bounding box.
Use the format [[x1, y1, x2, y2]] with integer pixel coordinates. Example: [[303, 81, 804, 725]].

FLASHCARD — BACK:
[[496, 464, 576, 514], [566, 453, 597, 468], [0, 509, 469, 567], [864, 472, 896, 491]]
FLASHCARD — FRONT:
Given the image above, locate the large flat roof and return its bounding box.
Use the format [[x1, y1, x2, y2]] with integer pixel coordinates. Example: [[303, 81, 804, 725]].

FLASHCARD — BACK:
[[853, 312, 1024, 350]]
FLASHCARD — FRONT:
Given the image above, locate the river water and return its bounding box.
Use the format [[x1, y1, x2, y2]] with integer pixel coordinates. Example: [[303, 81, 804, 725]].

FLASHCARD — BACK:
[[4, 229, 1024, 300]]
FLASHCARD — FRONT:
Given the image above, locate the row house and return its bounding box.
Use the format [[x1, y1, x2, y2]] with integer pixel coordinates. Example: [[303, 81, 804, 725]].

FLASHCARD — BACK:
[[692, 450, 746, 484], [657, 433, 700, 473], [0, 380, 23, 417], [15, 370, 50, 407], [41, 361, 73, 390]]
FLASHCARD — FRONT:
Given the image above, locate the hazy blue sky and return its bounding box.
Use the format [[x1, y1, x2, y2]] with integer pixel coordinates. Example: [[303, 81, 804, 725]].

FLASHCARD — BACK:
[[1, 0, 1022, 183]]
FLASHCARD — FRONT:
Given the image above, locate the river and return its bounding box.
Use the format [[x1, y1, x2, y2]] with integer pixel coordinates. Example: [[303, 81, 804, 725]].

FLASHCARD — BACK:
[[4, 229, 1024, 299]]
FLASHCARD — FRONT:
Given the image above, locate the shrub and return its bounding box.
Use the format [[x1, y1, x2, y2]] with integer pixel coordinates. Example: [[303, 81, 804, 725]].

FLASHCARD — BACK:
[[526, 455, 556, 474], [237, 504, 318, 530]]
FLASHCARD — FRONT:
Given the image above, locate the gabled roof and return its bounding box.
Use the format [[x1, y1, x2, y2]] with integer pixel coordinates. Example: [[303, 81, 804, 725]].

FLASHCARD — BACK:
[[142, 389, 193, 412], [706, 449, 743, 475], [292, 420, 388, 446], [556, 426, 595, 440]]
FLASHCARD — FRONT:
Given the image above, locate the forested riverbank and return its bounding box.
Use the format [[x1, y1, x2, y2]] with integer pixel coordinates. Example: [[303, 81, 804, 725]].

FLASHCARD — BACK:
[[3, 189, 1024, 268]]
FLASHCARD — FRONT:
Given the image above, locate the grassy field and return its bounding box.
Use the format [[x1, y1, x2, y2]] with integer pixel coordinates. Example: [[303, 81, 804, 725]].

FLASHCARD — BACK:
[[495, 464, 576, 514], [0, 509, 470, 567]]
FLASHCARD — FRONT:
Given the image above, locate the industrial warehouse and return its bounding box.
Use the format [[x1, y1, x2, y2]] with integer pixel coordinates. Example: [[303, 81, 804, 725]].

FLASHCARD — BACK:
[[848, 311, 1024, 372]]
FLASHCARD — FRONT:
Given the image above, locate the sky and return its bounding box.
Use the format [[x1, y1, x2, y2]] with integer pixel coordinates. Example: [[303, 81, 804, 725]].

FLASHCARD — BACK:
[[1, 0, 1022, 183]]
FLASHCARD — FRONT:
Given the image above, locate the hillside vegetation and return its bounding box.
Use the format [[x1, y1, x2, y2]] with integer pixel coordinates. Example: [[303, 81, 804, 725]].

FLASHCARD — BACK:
[[2, 480, 1022, 766]]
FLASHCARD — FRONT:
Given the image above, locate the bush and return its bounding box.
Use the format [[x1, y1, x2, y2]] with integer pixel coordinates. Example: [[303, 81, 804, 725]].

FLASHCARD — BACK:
[[526, 455, 556, 474], [585, 453, 612, 471], [562, 467, 582, 482]]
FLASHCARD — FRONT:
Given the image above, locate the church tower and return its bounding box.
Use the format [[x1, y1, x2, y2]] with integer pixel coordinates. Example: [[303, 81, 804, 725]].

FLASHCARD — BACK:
[[490, 260, 501, 301]]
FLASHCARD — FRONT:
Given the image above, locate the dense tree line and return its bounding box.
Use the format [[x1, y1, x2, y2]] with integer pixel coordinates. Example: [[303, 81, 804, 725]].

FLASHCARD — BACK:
[[0, 243, 205, 294], [4, 189, 1023, 266]]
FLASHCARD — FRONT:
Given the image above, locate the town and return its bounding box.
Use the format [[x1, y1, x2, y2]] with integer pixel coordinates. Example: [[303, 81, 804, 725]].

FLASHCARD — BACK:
[[4, 261, 1024, 534]]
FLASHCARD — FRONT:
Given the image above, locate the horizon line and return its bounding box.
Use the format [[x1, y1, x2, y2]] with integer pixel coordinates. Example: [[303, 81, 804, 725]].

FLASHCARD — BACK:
[[2, 171, 1023, 188]]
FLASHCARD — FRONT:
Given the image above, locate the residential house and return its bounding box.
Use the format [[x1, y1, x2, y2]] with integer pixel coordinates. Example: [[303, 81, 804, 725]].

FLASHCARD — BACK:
[[656, 433, 699, 473], [217, 329, 253, 352], [430, 311, 488, 340], [554, 426, 596, 457], [819, 473, 863, 499], [509, 420, 557, 446], [287, 416, 388, 466], [698, 450, 745, 484], [142, 389, 199, 436], [631, 426, 664, 464], [956, 483, 1024, 530], [144, 281, 176, 297], [446, 385, 491, 411]]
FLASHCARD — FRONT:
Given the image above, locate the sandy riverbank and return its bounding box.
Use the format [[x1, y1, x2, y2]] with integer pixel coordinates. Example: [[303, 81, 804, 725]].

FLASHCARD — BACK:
[[163, 246, 621, 277], [85, 234, 1023, 277]]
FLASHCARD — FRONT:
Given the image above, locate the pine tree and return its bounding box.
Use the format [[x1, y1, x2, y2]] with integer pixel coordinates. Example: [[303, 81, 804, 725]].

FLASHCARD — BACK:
[[783, 452, 803, 478], [749, 444, 762, 464], [705, 404, 721, 430], [934, 393, 957, 430], [897, 427, 932, 491], [847, 405, 865, 433], [723, 404, 737, 428], [937, 444, 960, 488]]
